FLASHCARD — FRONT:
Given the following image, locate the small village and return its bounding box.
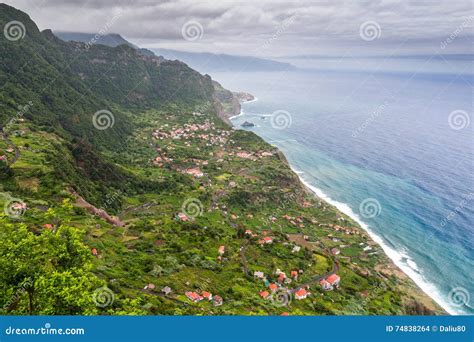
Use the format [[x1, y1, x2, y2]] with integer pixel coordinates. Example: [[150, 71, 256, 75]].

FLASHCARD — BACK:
[[0, 106, 425, 316]]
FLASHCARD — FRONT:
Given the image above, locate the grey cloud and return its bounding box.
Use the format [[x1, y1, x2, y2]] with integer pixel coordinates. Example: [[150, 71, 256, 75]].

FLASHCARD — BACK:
[[5, 0, 474, 57]]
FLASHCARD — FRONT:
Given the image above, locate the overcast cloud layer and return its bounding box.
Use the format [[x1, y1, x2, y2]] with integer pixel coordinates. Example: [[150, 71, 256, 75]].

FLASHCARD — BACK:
[[6, 0, 474, 58]]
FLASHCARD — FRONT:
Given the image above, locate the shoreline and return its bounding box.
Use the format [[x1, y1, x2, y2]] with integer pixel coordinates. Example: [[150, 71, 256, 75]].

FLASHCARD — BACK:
[[228, 97, 258, 120], [296, 174, 452, 315], [229, 99, 450, 315]]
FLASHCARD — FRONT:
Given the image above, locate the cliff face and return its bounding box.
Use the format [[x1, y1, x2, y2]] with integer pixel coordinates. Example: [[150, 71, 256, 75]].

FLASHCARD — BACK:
[[211, 81, 242, 124]]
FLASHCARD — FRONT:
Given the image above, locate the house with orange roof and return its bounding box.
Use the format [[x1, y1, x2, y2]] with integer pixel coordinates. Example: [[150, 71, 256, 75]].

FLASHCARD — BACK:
[[259, 290, 270, 299], [290, 270, 298, 280], [202, 291, 213, 300], [269, 283, 278, 292], [326, 274, 340, 288], [185, 291, 203, 302], [294, 288, 310, 300]]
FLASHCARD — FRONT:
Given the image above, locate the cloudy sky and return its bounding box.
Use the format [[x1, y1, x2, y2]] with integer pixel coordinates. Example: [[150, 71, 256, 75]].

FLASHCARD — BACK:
[[6, 0, 474, 58]]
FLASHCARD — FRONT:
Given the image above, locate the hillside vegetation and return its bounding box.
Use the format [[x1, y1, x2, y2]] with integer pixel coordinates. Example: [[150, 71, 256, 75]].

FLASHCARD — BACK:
[[0, 4, 441, 316]]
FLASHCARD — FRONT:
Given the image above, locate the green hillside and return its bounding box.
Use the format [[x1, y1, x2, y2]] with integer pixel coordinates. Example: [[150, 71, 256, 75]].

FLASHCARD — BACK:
[[0, 4, 442, 316]]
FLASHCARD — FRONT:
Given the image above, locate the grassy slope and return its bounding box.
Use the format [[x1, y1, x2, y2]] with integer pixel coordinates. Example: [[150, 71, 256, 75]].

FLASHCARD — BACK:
[[0, 104, 443, 315]]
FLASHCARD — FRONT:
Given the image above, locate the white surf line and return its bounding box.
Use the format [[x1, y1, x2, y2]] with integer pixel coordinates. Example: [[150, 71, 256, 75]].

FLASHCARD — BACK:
[[242, 96, 258, 103], [298, 175, 460, 315]]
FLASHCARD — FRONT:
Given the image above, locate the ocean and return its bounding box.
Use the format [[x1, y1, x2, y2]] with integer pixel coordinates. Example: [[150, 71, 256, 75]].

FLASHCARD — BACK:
[[209, 57, 473, 315]]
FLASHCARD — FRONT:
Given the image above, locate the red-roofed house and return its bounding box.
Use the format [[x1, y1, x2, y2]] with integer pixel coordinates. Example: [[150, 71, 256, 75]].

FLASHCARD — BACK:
[[269, 283, 278, 292], [91, 248, 98, 256], [290, 270, 298, 280], [185, 291, 203, 302], [265, 237, 273, 243], [326, 274, 340, 287], [280, 312, 290, 316], [43, 223, 53, 230], [202, 291, 212, 300], [177, 213, 189, 222], [259, 291, 270, 299], [295, 288, 310, 300]]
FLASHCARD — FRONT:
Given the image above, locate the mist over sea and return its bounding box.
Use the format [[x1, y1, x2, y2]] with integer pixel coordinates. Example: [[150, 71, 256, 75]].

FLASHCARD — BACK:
[[210, 57, 473, 315]]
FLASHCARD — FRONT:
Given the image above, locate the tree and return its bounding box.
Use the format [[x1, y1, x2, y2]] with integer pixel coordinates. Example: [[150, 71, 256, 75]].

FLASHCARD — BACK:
[[0, 218, 103, 315]]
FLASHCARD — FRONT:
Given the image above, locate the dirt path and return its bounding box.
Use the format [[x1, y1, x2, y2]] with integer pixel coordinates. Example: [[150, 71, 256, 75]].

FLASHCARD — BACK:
[[240, 241, 250, 276], [70, 189, 126, 227], [1, 129, 20, 165]]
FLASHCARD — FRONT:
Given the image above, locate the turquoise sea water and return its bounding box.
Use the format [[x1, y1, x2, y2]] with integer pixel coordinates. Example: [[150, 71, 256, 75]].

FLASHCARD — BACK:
[[210, 59, 473, 314]]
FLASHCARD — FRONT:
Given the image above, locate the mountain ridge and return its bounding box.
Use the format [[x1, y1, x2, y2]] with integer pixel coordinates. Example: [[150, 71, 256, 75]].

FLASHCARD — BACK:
[[53, 31, 297, 73]]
